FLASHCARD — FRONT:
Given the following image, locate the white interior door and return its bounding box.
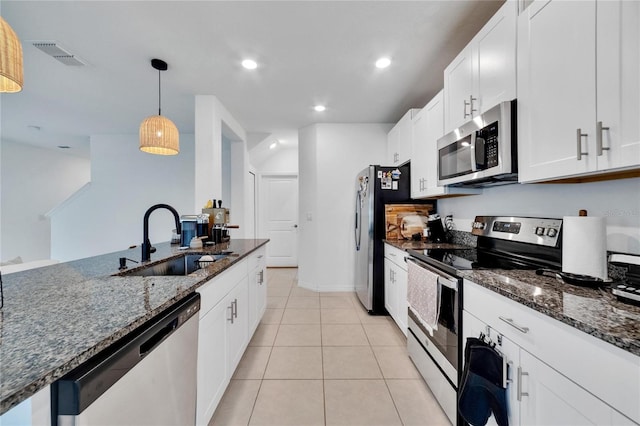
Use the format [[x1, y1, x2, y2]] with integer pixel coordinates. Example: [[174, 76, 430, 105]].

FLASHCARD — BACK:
[[260, 175, 298, 267]]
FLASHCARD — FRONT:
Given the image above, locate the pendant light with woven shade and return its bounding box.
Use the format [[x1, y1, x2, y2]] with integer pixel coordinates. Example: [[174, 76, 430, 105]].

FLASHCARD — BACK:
[[139, 59, 179, 155], [0, 16, 24, 93]]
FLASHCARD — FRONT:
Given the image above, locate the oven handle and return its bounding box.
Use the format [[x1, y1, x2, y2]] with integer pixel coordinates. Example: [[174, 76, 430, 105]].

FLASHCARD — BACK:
[[407, 257, 458, 291]]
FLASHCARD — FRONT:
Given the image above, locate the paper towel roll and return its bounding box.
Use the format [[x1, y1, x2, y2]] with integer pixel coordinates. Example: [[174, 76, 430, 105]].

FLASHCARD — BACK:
[[562, 216, 607, 280]]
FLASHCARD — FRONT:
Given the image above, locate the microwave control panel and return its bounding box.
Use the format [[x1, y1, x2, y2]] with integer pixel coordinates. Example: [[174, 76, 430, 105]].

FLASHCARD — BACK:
[[475, 120, 499, 169]]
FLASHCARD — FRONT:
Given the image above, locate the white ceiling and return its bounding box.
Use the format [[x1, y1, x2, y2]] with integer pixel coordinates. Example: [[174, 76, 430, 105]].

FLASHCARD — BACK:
[[1, 0, 503, 159]]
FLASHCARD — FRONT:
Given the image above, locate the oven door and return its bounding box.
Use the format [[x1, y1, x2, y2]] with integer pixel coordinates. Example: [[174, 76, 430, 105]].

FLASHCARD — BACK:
[[406, 257, 460, 380]]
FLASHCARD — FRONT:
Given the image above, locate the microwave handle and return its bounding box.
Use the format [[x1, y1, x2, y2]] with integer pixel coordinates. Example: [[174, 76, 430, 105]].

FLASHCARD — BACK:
[[469, 132, 478, 172]]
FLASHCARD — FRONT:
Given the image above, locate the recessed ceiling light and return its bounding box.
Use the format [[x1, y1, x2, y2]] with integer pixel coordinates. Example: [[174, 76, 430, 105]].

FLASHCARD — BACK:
[[269, 142, 278, 150], [376, 57, 391, 69], [242, 59, 258, 70], [314, 105, 326, 112]]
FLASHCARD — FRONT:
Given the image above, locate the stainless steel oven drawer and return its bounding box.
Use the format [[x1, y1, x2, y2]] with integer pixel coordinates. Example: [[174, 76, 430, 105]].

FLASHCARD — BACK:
[[408, 320, 457, 425]]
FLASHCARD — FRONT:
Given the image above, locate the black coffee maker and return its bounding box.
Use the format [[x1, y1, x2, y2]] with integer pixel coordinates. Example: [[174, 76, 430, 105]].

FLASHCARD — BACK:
[[426, 214, 448, 243]]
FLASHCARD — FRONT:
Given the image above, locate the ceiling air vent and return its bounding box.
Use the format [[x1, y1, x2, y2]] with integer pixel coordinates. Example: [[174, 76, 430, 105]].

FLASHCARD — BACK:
[[32, 41, 87, 66]]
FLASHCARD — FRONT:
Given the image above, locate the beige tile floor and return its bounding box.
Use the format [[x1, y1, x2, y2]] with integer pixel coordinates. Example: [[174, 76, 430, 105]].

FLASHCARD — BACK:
[[210, 268, 451, 426]]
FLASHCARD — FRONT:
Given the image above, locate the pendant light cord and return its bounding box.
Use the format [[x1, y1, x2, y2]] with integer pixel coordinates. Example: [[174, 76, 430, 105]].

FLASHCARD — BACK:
[[158, 68, 162, 116]]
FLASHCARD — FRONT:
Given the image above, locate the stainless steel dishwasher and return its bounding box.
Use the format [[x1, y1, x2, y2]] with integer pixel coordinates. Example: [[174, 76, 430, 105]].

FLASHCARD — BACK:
[[52, 293, 200, 426]]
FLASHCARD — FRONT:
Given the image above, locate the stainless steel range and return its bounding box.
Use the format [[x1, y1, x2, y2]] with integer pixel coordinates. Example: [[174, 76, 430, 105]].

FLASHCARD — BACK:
[[406, 216, 563, 425]]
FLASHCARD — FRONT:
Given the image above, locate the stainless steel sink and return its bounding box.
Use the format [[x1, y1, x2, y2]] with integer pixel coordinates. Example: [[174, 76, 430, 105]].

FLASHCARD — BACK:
[[119, 253, 229, 276]]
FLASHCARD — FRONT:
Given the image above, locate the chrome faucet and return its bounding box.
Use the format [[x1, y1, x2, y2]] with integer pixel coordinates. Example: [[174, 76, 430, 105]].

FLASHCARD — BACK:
[[142, 204, 181, 262]]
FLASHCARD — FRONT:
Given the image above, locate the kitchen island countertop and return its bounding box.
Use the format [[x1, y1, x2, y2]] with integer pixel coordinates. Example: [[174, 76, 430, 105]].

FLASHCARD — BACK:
[[0, 239, 268, 415]]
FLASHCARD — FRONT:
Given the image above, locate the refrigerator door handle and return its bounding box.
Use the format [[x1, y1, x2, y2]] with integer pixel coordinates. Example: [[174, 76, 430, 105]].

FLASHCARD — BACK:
[[355, 190, 362, 250]]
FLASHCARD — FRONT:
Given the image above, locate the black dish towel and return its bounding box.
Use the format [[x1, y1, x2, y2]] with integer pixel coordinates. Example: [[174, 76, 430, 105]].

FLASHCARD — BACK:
[[458, 337, 509, 426]]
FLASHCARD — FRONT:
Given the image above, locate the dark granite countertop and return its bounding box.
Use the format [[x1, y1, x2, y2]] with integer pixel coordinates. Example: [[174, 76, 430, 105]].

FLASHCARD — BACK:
[[0, 239, 268, 415], [385, 239, 640, 358], [460, 269, 640, 357], [383, 239, 472, 251]]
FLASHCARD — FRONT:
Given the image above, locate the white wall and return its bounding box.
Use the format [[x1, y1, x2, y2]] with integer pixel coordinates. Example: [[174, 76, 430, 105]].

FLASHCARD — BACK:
[[298, 123, 390, 291], [438, 177, 640, 253], [1, 140, 90, 262], [254, 147, 299, 173], [195, 96, 249, 237], [194, 95, 247, 214], [50, 134, 195, 261]]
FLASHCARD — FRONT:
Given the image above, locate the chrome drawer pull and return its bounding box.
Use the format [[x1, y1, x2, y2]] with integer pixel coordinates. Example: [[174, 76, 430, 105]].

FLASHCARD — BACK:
[[499, 316, 529, 334]]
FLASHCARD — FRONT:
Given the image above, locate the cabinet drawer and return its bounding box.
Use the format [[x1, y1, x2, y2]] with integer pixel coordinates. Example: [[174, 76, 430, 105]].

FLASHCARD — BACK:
[[198, 259, 247, 316], [384, 244, 408, 271], [247, 246, 266, 271], [464, 280, 640, 423]]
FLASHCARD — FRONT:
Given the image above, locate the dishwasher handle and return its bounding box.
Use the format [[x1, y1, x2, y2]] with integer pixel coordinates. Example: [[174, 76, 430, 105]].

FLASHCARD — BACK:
[[139, 317, 178, 357]]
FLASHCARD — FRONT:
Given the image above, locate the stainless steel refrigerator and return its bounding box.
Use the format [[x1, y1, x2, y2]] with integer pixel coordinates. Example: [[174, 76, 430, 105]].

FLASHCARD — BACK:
[[354, 164, 412, 314]]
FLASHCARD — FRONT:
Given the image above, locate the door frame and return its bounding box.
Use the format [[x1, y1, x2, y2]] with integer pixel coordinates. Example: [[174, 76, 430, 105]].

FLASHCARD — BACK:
[[257, 172, 299, 267]]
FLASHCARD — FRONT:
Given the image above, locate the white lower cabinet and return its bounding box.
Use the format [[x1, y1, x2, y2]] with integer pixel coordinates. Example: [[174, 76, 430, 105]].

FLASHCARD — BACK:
[[248, 247, 267, 333], [384, 244, 408, 335], [226, 277, 249, 375], [195, 247, 267, 426], [463, 280, 640, 425], [195, 297, 228, 426]]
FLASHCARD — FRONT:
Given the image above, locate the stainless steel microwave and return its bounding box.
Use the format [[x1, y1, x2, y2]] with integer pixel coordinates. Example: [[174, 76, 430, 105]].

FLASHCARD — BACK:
[[437, 100, 517, 187]]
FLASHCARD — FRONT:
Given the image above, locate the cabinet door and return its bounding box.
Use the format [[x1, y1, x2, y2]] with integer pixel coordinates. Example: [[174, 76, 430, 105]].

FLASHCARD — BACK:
[[596, 0, 640, 171], [462, 311, 520, 426], [394, 262, 408, 336], [249, 262, 267, 334], [518, 0, 597, 182], [226, 277, 249, 375], [519, 350, 612, 426], [475, 0, 516, 113], [410, 106, 431, 198], [444, 45, 475, 133], [387, 124, 400, 165], [397, 110, 414, 166], [196, 299, 228, 426], [384, 257, 397, 319]]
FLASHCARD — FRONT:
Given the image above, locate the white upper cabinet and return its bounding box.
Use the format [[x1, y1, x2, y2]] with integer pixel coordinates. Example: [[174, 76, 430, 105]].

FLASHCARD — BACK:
[[444, 0, 517, 134], [411, 91, 481, 199], [595, 1, 640, 172], [518, 0, 640, 182], [387, 109, 419, 166]]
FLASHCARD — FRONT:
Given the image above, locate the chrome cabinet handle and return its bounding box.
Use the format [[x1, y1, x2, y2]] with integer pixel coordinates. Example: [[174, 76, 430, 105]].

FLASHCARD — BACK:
[[499, 316, 529, 334], [576, 128, 588, 160], [232, 298, 238, 319], [596, 121, 610, 156], [259, 270, 264, 284], [463, 98, 470, 118], [517, 367, 529, 401], [228, 304, 234, 323], [469, 95, 477, 115]]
